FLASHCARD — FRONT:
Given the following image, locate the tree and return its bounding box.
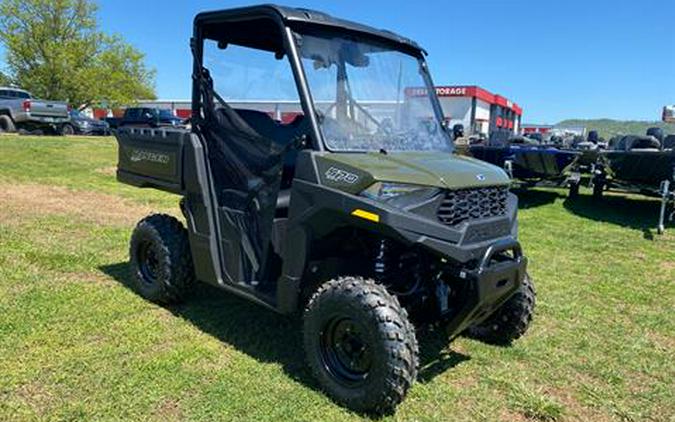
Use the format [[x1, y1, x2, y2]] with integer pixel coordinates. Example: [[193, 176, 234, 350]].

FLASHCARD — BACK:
[[0, 0, 155, 108], [0, 70, 9, 86]]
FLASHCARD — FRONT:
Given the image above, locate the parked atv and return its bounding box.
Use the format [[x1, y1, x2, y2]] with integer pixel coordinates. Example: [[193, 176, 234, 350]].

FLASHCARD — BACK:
[[115, 5, 535, 414]]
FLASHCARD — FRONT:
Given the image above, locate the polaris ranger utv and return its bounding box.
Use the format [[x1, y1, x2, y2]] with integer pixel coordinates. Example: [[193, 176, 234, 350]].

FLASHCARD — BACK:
[[115, 5, 535, 414]]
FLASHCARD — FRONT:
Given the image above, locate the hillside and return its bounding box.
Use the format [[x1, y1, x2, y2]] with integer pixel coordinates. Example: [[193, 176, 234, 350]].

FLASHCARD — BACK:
[[556, 119, 675, 139]]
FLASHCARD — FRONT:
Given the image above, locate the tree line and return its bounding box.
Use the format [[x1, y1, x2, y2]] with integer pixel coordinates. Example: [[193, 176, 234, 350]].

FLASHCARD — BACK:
[[0, 0, 155, 109]]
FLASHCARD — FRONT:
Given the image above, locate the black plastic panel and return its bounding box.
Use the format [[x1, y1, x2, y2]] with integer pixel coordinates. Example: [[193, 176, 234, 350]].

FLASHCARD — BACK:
[[116, 127, 187, 194]]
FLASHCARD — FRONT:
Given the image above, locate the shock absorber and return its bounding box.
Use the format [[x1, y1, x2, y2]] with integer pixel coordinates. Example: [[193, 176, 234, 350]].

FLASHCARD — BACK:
[[374, 239, 390, 281]]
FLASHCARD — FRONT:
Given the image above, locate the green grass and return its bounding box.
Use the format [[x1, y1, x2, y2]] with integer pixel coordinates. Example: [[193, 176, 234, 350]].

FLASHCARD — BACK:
[[0, 135, 673, 421]]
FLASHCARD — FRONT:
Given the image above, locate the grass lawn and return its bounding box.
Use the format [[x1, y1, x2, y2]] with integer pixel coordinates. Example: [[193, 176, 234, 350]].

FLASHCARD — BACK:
[[0, 135, 673, 421]]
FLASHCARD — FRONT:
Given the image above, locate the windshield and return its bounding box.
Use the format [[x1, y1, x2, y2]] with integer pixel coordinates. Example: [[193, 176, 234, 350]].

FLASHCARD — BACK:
[[298, 33, 451, 152]]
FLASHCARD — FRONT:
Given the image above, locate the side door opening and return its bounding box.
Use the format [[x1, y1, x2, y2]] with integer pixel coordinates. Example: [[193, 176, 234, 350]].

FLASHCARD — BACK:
[[193, 17, 310, 296]]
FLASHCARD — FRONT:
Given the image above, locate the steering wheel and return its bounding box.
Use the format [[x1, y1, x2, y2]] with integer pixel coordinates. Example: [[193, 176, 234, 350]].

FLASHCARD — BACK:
[[318, 101, 383, 134]]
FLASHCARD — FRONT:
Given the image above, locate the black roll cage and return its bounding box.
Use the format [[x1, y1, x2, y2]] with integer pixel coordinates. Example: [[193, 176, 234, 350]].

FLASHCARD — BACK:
[[189, 5, 447, 153]]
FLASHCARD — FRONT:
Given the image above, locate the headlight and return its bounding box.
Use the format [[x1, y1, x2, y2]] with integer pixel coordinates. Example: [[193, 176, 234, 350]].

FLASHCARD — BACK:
[[79, 120, 90, 127], [361, 182, 440, 208]]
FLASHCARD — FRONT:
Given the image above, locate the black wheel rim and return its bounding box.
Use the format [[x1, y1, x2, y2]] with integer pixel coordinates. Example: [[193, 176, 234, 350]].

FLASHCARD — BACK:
[[137, 241, 160, 285], [320, 316, 373, 386], [63, 125, 74, 135]]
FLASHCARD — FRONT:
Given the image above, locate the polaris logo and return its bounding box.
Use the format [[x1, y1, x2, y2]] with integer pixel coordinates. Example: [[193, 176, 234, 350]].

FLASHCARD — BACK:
[[476, 174, 486, 181], [325, 167, 359, 184]]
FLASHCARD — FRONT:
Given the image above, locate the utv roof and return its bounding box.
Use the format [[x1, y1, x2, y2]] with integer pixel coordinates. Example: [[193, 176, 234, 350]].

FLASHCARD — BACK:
[[194, 4, 426, 56]]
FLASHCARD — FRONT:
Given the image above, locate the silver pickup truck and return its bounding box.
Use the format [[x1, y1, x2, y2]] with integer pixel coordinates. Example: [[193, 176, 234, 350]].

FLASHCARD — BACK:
[[0, 87, 69, 134]]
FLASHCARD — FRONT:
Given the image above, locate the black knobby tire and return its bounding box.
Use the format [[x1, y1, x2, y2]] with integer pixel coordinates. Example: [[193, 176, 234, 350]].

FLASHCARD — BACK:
[[303, 277, 419, 415], [467, 273, 536, 345], [61, 123, 75, 136], [0, 115, 16, 133], [129, 214, 195, 304]]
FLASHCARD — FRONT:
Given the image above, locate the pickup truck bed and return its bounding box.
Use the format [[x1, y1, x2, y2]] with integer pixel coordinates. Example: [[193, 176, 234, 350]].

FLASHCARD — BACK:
[[0, 87, 69, 133]]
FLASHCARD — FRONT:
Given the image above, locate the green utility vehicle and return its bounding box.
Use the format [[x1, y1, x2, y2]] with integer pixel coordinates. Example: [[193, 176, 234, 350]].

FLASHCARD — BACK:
[[115, 5, 535, 414]]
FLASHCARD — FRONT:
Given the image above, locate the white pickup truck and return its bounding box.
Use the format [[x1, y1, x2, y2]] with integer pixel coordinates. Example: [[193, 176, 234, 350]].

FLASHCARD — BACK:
[[0, 87, 69, 134]]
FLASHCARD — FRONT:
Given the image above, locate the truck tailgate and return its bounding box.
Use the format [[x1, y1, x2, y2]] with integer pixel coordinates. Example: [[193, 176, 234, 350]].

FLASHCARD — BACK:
[[29, 100, 69, 118]]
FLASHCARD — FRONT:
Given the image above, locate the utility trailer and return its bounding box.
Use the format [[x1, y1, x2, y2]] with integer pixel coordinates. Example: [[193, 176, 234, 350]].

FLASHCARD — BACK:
[[468, 142, 579, 188], [567, 130, 675, 234]]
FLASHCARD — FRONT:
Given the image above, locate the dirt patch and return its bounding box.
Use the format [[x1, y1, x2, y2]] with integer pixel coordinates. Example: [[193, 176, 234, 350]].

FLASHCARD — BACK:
[[152, 399, 183, 421], [14, 381, 54, 417], [0, 184, 153, 226], [95, 166, 117, 177], [544, 385, 612, 422], [659, 261, 675, 271], [497, 408, 529, 422]]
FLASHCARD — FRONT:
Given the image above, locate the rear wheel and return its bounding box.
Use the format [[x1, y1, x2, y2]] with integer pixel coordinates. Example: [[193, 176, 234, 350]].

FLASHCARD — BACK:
[[0, 115, 16, 133], [303, 277, 418, 415], [129, 214, 195, 304], [467, 273, 536, 345]]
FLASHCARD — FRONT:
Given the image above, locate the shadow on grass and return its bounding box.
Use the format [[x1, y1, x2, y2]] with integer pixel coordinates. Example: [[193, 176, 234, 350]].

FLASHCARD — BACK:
[[100, 262, 470, 411], [562, 193, 661, 239], [512, 188, 564, 210]]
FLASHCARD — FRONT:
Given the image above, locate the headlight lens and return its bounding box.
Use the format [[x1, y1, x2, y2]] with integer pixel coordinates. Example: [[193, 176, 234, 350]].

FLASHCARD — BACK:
[[361, 182, 440, 207]]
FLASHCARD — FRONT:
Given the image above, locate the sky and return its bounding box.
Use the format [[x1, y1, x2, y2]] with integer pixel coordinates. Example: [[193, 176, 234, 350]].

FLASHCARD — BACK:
[[9, 0, 675, 124]]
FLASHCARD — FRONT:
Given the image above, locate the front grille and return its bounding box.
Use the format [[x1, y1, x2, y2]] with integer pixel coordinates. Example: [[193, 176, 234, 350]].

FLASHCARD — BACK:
[[437, 186, 508, 226]]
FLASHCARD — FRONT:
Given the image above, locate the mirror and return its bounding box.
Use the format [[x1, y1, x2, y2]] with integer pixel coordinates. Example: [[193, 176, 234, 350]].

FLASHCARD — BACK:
[[302, 36, 371, 69]]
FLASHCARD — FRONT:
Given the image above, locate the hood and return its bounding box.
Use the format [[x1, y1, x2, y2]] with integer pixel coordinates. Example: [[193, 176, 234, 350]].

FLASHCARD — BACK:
[[323, 151, 510, 190], [73, 115, 107, 126]]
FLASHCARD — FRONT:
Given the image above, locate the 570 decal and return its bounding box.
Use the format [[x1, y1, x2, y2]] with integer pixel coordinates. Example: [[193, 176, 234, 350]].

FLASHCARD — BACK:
[[325, 167, 359, 184]]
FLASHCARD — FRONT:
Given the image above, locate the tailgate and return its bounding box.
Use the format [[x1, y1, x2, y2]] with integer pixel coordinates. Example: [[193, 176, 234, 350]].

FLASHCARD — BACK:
[[116, 127, 187, 194], [29, 100, 69, 118]]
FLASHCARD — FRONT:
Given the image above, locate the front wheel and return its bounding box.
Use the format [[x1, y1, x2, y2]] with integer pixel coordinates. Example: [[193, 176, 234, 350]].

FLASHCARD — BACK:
[[303, 277, 418, 415], [60, 123, 75, 136], [467, 273, 536, 345]]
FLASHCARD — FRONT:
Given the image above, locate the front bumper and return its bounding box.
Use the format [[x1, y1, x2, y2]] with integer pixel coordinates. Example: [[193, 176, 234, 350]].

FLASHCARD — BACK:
[[15, 111, 68, 126], [350, 186, 528, 333], [79, 126, 110, 135], [287, 180, 528, 322], [444, 238, 527, 337]]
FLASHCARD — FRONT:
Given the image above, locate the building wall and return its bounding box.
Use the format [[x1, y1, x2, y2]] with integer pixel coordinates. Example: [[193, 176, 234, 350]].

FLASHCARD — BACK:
[[438, 97, 472, 130]]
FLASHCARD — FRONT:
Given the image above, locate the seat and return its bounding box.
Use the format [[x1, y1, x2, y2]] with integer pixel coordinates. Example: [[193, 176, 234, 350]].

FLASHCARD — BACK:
[[626, 135, 660, 151], [233, 109, 306, 147], [226, 109, 308, 215], [233, 109, 280, 141]]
